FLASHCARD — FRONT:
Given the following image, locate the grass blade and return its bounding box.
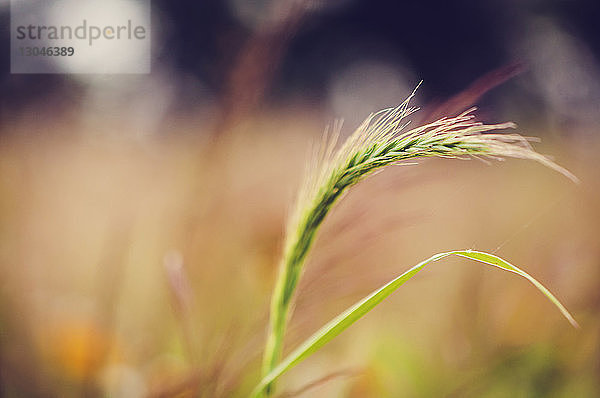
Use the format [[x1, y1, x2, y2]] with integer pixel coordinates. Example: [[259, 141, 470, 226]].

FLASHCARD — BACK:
[[453, 250, 579, 328], [251, 250, 576, 397]]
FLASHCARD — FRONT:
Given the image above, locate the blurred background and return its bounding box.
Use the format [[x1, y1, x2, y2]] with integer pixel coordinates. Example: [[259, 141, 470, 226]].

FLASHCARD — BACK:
[[0, 0, 599, 396]]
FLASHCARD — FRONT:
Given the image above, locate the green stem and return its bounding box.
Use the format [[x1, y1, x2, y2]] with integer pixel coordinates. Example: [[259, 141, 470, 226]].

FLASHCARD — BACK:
[[260, 260, 291, 395], [260, 243, 314, 395], [260, 188, 342, 395]]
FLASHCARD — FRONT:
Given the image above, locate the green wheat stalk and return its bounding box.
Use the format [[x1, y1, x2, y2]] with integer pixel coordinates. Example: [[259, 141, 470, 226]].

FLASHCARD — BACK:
[[259, 88, 577, 396]]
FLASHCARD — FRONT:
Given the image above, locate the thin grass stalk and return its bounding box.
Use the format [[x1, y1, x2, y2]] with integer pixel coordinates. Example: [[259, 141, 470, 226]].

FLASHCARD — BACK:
[[260, 89, 576, 396]]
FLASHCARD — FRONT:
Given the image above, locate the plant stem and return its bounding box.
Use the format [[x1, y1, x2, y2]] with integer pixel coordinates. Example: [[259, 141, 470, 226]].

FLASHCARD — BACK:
[[261, 186, 342, 395], [260, 262, 289, 394]]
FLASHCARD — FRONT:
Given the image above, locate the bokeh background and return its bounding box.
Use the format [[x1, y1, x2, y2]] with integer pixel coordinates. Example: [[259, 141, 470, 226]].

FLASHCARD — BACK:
[[1, 0, 599, 397]]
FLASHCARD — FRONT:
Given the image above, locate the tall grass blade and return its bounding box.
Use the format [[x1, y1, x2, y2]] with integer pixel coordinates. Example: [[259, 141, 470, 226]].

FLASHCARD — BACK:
[[251, 250, 577, 397], [453, 250, 578, 328]]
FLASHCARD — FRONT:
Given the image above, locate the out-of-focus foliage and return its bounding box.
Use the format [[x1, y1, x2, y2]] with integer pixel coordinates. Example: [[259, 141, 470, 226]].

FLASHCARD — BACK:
[[0, 109, 598, 396]]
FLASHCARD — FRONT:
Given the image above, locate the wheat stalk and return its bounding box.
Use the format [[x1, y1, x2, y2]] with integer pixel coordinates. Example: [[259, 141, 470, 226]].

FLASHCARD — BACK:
[[260, 88, 576, 395]]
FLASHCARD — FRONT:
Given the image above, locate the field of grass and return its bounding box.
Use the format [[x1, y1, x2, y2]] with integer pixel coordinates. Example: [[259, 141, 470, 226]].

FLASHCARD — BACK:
[[0, 104, 599, 397]]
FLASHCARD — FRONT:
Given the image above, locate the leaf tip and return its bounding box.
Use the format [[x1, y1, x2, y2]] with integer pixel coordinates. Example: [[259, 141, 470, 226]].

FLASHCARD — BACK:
[[566, 314, 580, 329]]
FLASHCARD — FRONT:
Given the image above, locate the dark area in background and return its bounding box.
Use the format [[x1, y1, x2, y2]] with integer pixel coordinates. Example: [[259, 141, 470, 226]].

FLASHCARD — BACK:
[[0, 0, 599, 125]]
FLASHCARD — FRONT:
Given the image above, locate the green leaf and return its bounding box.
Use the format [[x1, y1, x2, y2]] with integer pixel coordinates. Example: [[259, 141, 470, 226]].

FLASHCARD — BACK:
[[251, 250, 577, 397], [452, 250, 578, 328]]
